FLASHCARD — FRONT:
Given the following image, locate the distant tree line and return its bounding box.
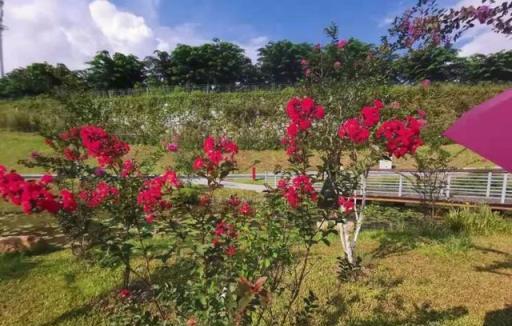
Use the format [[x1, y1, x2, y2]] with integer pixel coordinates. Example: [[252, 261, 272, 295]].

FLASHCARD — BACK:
[[0, 38, 511, 98]]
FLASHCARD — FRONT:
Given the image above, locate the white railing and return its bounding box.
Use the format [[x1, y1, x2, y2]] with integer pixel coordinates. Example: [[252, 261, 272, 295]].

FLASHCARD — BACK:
[[225, 169, 511, 205], [22, 169, 511, 205]]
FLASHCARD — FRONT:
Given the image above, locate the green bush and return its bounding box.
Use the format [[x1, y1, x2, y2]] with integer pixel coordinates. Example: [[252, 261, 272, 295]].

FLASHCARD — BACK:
[[445, 205, 512, 235]]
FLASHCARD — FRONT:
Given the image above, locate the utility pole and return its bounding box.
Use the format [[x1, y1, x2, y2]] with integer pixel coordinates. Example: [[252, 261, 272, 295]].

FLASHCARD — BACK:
[[0, 0, 5, 77]]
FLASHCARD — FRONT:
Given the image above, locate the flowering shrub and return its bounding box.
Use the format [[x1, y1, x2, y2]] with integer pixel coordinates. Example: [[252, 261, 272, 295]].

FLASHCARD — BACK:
[[389, 0, 512, 50], [273, 92, 425, 285], [3, 125, 309, 325]]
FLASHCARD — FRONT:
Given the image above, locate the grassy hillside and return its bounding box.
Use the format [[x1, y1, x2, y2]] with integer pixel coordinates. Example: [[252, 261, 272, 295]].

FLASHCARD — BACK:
[[0, 83, 510, 150], [0, 130, 497, 174]]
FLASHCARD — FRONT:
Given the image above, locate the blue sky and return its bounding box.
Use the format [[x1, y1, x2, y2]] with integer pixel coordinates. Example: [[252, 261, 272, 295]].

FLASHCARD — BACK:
[[3, 0, 510, 71], [113, 0, 415, 45]]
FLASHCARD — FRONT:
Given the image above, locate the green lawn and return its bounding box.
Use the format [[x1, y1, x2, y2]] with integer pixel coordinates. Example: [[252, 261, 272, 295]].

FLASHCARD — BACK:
[[1, 225, 511, 325]]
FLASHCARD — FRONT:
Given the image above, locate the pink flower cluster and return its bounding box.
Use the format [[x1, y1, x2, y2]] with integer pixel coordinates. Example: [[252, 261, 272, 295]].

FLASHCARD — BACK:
[[277, 174, 318, 208], [79, 181, 119, 208], [0, 166, 61, 214], [137, 170, 181, 222], [337, 39, 348, 49], [376, 116, 424, 158], [475, 5, 492, 24], [59, 126, 130, 167], [193, 136, 239, 171], [338, 100, 384, 144], [282, 97, 325, 159]]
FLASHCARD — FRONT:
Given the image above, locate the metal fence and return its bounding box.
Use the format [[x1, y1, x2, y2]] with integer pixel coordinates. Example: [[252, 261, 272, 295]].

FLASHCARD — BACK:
[[91, 82, 296, 98], [225, 169, 512, 205]]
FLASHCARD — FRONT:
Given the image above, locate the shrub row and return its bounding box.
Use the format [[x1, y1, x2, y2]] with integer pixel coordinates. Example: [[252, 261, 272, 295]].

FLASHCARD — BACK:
[[0, 83, 509, 149]]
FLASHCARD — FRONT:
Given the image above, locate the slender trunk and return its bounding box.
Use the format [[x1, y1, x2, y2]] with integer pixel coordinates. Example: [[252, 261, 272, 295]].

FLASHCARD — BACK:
[[351, 175, 367, 251], [338, 222, 354, 264], [123, 264, 130, 288], [279, 245, 312, 326]]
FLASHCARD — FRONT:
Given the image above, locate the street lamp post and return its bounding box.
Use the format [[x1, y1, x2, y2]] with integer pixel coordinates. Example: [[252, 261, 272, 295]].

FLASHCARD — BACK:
[[0, 0, 5, 77]]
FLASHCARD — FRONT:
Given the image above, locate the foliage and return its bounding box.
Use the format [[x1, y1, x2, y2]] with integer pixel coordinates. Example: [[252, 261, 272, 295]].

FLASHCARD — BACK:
[[0, 63, 84, 98], [86, 51, 145, 90], [445, 205, 512, 235], [463, 50, 512, 82], [169, 40, 257, 86], [257, 40, 313, 84], [144, 50, 174, 88], [392, 46, 465, 82]]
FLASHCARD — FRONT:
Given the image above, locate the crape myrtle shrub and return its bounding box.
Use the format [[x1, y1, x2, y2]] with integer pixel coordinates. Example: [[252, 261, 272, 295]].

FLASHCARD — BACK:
[[0, 83, 509, 149]]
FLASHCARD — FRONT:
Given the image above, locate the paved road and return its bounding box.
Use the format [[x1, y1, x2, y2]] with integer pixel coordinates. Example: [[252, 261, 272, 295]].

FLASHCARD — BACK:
[[189, 178, 266, 192]]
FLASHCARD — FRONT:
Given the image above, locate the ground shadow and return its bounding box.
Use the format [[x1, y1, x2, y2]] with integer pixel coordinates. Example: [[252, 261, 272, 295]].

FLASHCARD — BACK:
[[370, 223, 455, 259], [473, 245, 512, 276], [39, 303, 96, 326], [483, 305, 512, 326], [318, 272, 468, 326], [320, 293, 468, 325], [0, 252, 40, 282]]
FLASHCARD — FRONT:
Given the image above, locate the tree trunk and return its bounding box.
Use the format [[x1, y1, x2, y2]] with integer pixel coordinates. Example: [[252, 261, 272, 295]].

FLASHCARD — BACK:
[[123, 264, 131, 288]]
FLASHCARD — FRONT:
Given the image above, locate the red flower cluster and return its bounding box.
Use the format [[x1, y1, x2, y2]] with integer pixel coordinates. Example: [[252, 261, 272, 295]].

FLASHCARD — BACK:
[[199, 194, 211, 207], [338, 196, 355, 213], [0, 166, 60, 214], [120, 159, 136, 178], [376, 116, 424, 158], [193, 136, 238, 171], [212, 219, 238, 255], [227, 195, 241, 207], [60, 189, 77, 212], [338, 100, 384, 144], [338, 118, 370, 144], [239, 201, 252, 216], [282, 97, 325, 159], [59, 126, 130, 167], [118, 288, 131, 299], [277, 174, 317, 208], [79, 181, 119, 208], [80, 126, 130, 166], [137, 170, 181, 220]]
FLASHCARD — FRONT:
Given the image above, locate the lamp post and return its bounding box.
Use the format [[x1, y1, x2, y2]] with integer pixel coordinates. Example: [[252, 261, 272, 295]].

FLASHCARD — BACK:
[[0, 0, 5, 77]]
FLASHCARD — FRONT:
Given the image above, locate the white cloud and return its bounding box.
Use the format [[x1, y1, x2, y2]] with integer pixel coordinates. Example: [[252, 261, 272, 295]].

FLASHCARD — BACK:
[[237, 36, 269, 63], [452, 0, 512, 56], [2, 0, 267, 72]]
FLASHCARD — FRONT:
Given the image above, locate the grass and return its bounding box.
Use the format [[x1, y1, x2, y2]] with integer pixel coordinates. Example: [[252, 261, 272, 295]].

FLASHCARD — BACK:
[[0, 250, 121, 326], [0, 130, 499, 174], [1, 222, 511, 325]]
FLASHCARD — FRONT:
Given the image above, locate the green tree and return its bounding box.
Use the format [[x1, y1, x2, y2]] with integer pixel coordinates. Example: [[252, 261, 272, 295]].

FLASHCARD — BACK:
[[85, 51, 145, 90], [0, 62, 84, 98], [463, 51, 512, 82], [393, 46, 465, 82], [257, 40, 313, 84], [144, 50, 173, 87], [169, 40, 256, 86]]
